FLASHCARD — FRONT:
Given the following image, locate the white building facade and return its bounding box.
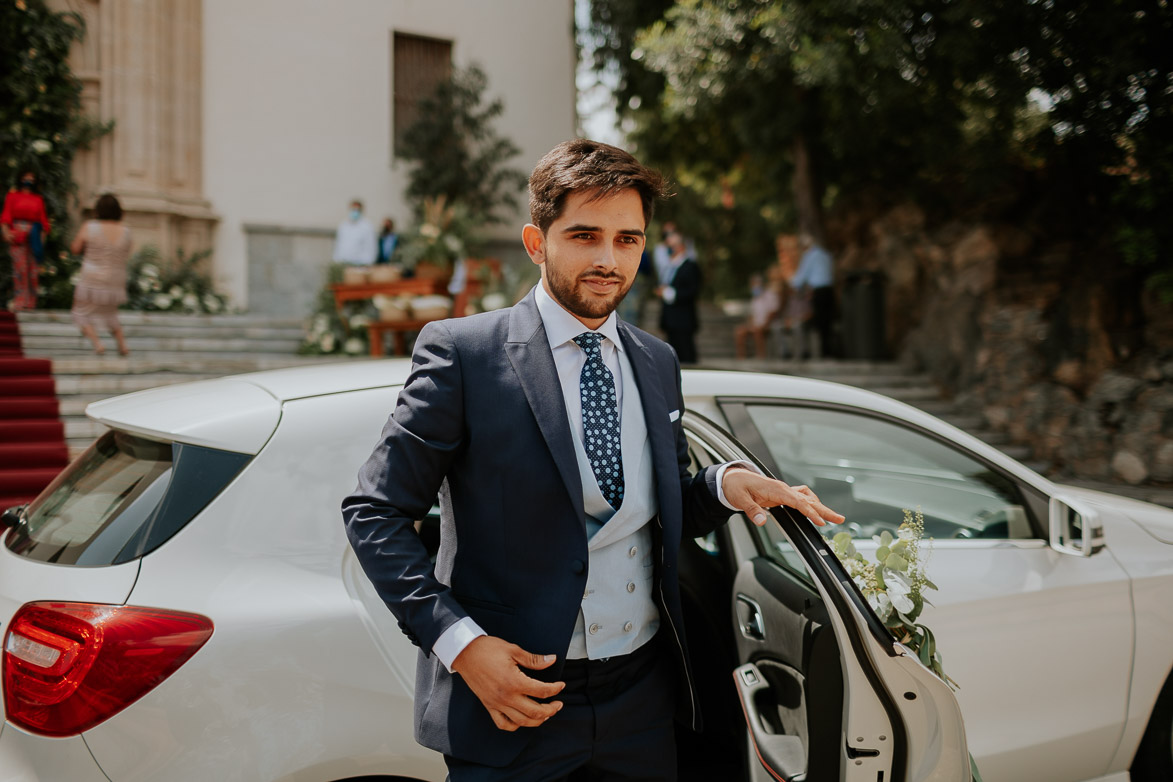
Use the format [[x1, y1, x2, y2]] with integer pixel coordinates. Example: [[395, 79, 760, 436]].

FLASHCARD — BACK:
[[55, 0, 577, 315]]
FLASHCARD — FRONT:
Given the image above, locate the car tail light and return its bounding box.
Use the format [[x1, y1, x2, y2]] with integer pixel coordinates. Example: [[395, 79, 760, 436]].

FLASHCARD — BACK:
[[3, 602, 213, 737]]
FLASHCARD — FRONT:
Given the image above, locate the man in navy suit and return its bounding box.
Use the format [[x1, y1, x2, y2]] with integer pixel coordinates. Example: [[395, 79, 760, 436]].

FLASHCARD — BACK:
[[343, 140, 842, 781]]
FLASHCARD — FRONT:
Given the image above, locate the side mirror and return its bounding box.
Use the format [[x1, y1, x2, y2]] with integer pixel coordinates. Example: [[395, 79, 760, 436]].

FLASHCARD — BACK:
[[1, 504, 27, 530], [1049, 494, 1103, 557]]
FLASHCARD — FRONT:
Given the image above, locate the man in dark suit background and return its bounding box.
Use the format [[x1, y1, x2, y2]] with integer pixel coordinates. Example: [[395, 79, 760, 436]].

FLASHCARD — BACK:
[[342, 139, 843, 781], [655, 226, 701, 363]]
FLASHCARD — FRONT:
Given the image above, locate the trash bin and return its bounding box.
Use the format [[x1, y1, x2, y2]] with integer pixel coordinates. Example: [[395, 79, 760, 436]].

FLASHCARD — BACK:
[[840, 270, 887, 360]]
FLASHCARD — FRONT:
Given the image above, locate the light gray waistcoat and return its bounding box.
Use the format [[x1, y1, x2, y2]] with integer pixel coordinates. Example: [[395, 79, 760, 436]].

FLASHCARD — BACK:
[[565, 345, 659, 660]]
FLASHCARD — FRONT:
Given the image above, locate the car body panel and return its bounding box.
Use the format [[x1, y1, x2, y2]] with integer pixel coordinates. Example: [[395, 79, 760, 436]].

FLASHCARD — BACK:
[[81, 387, 445, 782], [86, 378, 281, 454], [0, 724, 110, 781]]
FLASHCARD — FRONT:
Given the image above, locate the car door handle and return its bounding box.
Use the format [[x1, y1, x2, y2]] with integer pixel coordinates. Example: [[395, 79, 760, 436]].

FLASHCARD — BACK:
[[736, 595, 766, 641]]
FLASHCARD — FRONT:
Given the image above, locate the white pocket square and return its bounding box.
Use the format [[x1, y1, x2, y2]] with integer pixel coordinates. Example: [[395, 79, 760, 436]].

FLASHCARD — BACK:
[[668, 409, 680, 422]]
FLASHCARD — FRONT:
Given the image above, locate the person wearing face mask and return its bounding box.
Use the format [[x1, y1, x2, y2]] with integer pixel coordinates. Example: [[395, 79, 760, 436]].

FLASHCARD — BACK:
[[1, 171, 51, 310], [333, 199, 378, 265]]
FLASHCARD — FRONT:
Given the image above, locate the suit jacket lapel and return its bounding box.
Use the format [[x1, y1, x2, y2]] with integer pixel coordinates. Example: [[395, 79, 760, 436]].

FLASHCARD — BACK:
[[618, 322, 682, 526], [505, 290, 585, 528]]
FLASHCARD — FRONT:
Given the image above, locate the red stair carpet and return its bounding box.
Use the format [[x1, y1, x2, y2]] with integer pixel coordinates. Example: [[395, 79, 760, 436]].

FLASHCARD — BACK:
[[0, 311, 69, 511]]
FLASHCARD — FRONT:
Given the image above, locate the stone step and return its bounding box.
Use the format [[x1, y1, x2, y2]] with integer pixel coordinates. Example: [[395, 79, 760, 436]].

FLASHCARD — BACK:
[[22, 335, 303, 354], [52, 372, 226, 396], [18, 321, 304, 340], [17, 310, 304, 329]]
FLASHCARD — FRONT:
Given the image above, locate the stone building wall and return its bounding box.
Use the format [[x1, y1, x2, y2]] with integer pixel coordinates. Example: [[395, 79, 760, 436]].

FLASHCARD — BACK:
[[828, 203, 1173, 486]]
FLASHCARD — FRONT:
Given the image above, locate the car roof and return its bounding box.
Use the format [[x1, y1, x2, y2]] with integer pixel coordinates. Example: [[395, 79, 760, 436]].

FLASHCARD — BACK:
[[84, 362, 1050, 496]]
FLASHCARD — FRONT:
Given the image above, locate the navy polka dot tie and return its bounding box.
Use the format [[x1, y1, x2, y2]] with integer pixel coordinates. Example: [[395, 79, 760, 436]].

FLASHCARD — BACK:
[[573, 332, 624, 510]]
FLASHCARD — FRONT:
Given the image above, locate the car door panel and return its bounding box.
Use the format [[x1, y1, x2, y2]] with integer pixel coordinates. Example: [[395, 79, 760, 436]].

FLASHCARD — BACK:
[[682, 413, 970, 782], [718, 398, 1133, 782]]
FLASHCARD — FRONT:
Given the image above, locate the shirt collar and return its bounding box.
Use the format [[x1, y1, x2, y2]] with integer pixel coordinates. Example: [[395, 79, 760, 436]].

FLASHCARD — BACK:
[[534, 282, 624, 353]]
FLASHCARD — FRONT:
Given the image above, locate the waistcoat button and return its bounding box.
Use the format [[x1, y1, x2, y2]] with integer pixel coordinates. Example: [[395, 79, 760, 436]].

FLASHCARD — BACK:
[[588, 623, 600, 635], [623, 621, 633, 633], [628, 546, 638, 558], [626, 581, 636, 593], [571, 559, 585, 574]]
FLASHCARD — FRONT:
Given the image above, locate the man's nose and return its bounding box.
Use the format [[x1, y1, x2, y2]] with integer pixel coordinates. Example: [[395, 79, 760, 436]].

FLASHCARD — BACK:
[[593, 241, 620, 270]]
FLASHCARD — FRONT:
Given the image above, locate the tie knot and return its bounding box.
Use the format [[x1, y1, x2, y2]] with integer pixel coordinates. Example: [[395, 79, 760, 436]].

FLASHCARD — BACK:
[[572, 332, 604, 355]]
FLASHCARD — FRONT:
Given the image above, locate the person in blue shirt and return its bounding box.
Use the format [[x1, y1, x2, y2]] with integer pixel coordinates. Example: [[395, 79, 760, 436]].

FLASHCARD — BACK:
[[789, 234, 836, 358]]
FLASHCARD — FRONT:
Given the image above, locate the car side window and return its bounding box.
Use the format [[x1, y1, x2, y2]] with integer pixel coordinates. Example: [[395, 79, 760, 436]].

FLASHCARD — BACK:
[[740, 404, 1038, 541]]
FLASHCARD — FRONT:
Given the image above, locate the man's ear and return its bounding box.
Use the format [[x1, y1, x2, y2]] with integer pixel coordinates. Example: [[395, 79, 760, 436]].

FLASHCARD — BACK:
[[522, 224, 546, 266]]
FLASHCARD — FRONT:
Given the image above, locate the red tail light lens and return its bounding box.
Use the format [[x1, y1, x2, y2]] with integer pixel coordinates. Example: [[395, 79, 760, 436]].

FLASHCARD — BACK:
[[3, 602, 213, 737]]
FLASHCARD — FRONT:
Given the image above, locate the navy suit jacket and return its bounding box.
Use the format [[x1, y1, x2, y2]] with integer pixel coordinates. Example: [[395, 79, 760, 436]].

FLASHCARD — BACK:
[[342, 288, 731, 767], [659, 257, 701, 334]]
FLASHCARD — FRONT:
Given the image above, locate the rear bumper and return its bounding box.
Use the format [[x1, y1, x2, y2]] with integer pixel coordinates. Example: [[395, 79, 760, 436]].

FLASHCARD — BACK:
[[0, 722, 109, 782]]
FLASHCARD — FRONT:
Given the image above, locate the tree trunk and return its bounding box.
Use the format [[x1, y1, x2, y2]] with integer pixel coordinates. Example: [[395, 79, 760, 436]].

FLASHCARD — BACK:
[[792, 131, 825, 243]]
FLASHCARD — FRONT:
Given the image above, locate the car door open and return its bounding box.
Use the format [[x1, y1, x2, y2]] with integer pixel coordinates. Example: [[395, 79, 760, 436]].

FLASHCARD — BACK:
[[684, 412, 971, 782]]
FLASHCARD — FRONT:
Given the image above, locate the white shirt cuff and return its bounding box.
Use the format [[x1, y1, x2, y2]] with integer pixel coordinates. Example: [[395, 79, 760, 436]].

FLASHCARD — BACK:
[[662, 286, 677, 304], [433, 616, 487, 673], [716, 460, 762, 510]]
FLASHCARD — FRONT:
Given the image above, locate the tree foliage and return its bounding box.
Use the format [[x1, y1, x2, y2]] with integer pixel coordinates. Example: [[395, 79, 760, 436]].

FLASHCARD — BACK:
[[398, 65, 528, 227], [1, 0, 111, 306], [587, 0, 1173, 301]]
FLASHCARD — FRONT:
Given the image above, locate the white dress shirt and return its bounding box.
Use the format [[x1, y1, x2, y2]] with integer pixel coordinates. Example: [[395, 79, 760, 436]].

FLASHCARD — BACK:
[[431, 283, 754, 671], [333, 217, 377, 264]]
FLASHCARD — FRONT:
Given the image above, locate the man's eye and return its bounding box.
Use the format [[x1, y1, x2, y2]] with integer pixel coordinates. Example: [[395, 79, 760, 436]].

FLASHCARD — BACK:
[[573, 233, 594, 241]]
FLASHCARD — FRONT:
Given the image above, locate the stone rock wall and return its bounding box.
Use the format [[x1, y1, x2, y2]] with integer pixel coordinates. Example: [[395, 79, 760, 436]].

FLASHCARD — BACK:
[[828, 202, 1173, 485]]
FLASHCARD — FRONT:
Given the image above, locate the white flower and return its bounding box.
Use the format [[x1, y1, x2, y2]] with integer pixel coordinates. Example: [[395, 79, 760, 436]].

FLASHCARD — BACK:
[[312, 314, 330, 331], [868, 592, 893, 622], [169, 286, 183, 298], [349, 314, 371, 328], [153, 293, 172, 309], [181, 293, 198, 311], [318, 333, 336, 353], [69, 273, 80, 285], [139, 263, 159, 278], [885, 571, 916, 616], [419, 223, 441, 239], [443, 234, 463, 255], [481, 292, 508, 311], [30, 139, 52, 154], [202, 294, 221, 313], [343, 337, 364, 355]]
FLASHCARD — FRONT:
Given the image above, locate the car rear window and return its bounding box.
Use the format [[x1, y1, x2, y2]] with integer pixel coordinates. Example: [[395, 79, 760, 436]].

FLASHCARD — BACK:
[[5, 430, 250, 566]]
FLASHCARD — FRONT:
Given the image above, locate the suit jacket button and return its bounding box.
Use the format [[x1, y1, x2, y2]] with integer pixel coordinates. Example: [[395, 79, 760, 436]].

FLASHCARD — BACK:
[[572, 559, 585, 574]]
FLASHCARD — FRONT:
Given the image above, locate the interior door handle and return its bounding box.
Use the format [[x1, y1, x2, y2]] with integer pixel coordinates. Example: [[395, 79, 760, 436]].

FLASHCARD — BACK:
[[736, 595, 766, 641]]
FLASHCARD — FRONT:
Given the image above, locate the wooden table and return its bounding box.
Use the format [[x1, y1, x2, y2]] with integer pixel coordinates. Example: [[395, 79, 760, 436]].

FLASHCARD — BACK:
[[328, 277, 450, 311], [330, 260, 502, 358]]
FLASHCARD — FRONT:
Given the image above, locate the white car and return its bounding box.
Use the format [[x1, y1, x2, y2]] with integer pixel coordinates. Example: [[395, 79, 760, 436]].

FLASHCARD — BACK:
[[0, 361, 1167, 782]]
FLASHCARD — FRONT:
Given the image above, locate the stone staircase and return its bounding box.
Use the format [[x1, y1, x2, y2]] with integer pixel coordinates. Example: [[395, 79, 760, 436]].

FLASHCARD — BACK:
[[673, 303, 1045, 471], [16, 311, 364, 455]]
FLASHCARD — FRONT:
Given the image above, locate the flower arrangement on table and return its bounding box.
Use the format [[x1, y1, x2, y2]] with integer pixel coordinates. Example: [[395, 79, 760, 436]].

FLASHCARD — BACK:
[[398, 195, 479, 272], [829, 508, 955, 689]]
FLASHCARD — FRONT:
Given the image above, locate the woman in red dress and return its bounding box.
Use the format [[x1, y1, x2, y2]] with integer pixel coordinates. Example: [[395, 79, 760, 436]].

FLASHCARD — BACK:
[[0, 171, 51, 311]]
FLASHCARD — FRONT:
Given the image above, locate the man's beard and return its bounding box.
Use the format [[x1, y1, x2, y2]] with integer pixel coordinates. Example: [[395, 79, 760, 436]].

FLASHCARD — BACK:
[[544, 253, 633, 322]]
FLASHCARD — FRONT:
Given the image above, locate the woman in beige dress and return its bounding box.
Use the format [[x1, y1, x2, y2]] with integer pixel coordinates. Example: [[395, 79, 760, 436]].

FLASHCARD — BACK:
[[70, 194, 131, 356]]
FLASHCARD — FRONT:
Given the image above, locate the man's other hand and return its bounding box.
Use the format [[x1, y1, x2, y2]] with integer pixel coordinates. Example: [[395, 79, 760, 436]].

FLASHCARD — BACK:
[[450, 635, 565, 732], [722, 469, 846, 528]]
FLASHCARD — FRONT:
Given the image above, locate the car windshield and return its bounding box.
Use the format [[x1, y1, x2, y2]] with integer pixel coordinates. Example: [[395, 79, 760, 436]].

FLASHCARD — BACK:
[[5, 430, 250, 566]]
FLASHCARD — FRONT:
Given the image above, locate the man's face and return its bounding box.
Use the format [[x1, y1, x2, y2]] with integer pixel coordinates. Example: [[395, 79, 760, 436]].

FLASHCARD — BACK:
[[523, 188, 646, 328]]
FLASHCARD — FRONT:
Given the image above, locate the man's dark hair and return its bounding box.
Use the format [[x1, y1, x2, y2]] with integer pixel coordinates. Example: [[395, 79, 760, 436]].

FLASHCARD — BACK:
[[95, 193, 123, 221], [528, 139, 667, 233]]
